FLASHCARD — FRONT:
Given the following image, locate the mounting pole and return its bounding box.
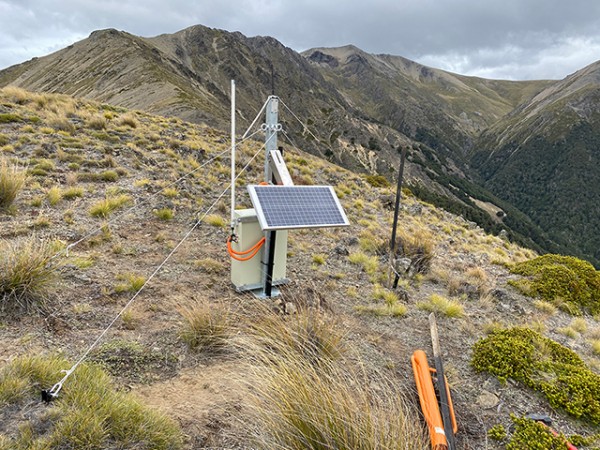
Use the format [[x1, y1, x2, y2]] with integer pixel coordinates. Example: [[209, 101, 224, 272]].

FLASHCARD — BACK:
[[391, 146, 407, 289], [264, 96, 280, 181], [230, 80, 236, 232], [261, 95, 281, 298]]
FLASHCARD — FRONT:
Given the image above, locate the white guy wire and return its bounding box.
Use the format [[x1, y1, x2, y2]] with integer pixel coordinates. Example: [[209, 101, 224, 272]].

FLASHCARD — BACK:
[[45, 134, 275, 399]]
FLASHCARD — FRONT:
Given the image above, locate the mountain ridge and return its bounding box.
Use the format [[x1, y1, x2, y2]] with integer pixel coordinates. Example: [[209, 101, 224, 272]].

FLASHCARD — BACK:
[[1, 25, 599, 265]]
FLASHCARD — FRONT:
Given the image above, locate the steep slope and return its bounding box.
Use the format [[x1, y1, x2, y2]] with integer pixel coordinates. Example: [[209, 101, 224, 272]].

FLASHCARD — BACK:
[[472, 60, 600, 265], [303, 46, 550, 161], [0, 26, 416, 176], [2, 88, 600, 449], [0, 25, 568, 260]]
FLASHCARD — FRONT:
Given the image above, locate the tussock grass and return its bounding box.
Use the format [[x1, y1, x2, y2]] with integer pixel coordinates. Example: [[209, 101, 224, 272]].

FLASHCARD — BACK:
[[120, 114, 138, 128], [154, 207, 174, 220], [193, 257, 225, 274], [348, 251, 379, 276], [242, 307, 426, 449], [533, 299, 557, 315], [570, 318, 588, 334], [355, 304, 408, 317], [203, 213, 226, 227], [0, 158, 27, 209], [0, 354, 183, 449], [373, 285, 400, 306], [417, 293, 464, 318], [0, 237, 59, 311], [247, 306, 346, 364], [395, 228, 435, 275], [179, 302, 233, 353], [62, 185, 84, 200], [312, 253, 327, 265], [114, 272, 146, 293], [89, 194, 132, 218], [46, 185, 62, 206], [557, 326, 578, 339]]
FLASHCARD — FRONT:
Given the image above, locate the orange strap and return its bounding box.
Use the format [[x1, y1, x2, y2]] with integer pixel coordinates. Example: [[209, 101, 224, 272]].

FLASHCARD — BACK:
[[227, 236, 265, 261]]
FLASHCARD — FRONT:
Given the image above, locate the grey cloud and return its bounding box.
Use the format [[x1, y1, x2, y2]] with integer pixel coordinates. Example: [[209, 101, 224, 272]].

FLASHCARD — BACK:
[[1, 0, 599, 79]]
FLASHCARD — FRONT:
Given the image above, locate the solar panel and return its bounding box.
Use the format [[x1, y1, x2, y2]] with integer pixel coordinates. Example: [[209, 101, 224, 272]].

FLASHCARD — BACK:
[[247, 185, 350, 231]]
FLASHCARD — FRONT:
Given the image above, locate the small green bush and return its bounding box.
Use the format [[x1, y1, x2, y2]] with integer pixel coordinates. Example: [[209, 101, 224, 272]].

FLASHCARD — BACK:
[[487, 424, 507, 441], [510, 254, 600, 315], [364, 174, 390, 188], [506, 415, 569, 450], [472, 327, 600, 424]]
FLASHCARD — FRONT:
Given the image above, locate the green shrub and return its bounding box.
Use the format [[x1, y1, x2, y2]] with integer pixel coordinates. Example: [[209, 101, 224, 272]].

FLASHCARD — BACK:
[[364, 174, 390, 188], [472, 327, 600, 424], [0, 158, 27, 209], [510, 254, 600, 315], [0, 354, 183, 448], [487, 424, 507, 441], [506, 416, 569, 450], [0, 237, 59, 311]]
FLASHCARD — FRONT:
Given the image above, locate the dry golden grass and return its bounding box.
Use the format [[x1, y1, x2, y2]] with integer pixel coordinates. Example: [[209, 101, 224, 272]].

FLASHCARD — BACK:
[[417, 293, 464, 318], [241, 306, 427, 449], [0, 158, 27, 209], [0, 237, 60, 311], [179, 302, 233, 353]]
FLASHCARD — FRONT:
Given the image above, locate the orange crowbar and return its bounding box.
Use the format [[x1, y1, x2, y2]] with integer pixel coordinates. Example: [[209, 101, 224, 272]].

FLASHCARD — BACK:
[[412, 314, 458, 450]]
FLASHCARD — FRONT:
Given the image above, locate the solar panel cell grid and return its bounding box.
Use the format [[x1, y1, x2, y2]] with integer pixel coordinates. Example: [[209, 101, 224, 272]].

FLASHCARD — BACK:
[[247, 185, 349, 230]]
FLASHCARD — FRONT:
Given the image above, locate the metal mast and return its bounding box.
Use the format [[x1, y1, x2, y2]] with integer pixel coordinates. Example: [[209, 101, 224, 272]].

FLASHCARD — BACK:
[[261, 95, 281, 297], [264, 96, 280, 181]]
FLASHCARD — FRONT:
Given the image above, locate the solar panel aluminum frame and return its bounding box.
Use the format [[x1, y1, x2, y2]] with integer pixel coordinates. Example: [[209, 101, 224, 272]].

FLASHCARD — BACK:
[[247, 185, 350, 231]]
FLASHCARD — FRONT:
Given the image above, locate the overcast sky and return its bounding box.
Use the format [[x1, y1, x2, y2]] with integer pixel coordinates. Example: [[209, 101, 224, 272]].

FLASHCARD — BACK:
[[1, 0, 599, 80]]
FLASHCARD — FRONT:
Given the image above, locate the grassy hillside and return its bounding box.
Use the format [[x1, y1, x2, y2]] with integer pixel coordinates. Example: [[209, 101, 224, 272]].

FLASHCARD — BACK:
[[2, 88, 600, 449]]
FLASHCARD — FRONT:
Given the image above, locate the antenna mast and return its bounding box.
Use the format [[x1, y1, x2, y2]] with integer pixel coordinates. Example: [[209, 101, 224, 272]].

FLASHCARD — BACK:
[[230, 80, 236, 232]]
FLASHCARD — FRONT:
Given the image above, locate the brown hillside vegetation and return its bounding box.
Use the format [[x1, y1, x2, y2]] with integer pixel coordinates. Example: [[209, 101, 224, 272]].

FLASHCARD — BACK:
[[1, 87, 600, 449]]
